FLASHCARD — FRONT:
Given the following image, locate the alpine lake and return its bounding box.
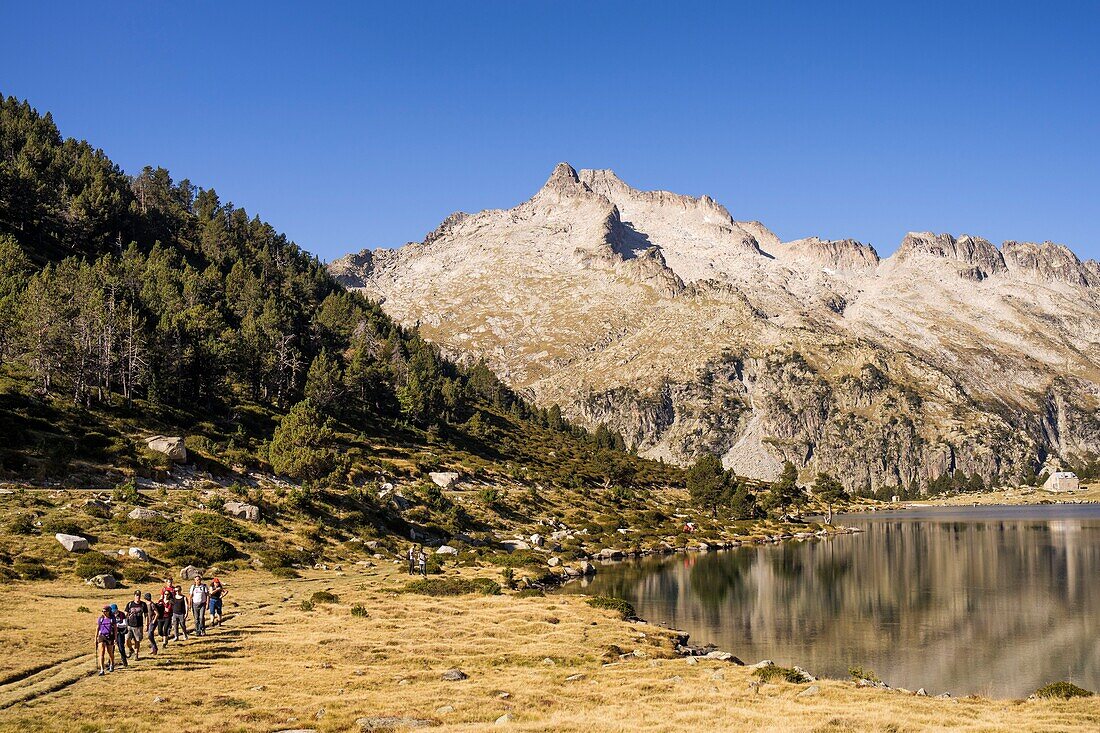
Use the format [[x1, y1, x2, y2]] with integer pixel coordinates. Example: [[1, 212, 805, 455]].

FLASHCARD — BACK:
[[558, 504, 1100, 697]]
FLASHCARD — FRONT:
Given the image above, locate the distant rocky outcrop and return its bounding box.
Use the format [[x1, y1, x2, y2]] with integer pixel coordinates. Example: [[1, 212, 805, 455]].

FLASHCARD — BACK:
[[145, 436, 187, 463], [331, 163, 1100, 491]]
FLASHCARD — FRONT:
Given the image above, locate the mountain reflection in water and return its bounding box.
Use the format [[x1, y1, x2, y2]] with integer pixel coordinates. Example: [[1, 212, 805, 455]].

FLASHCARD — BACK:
[[557, 505, 1100, 697]]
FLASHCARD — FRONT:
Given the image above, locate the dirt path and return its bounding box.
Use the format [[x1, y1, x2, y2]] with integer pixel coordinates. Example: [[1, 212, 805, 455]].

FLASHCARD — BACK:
[[0, 653, 96, 710]]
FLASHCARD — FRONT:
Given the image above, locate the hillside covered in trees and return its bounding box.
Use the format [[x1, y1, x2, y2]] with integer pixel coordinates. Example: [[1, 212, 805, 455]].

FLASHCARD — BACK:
[[0, 93, 689, 501]]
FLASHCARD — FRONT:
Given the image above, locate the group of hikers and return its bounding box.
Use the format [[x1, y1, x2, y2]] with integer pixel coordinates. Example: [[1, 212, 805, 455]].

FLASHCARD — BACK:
[[406, 544, 428, 576], [94, 574, 227, 675]]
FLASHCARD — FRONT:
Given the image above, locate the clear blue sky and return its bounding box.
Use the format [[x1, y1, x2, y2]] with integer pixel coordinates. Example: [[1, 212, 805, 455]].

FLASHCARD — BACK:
[[3, 2, 1098, 261]]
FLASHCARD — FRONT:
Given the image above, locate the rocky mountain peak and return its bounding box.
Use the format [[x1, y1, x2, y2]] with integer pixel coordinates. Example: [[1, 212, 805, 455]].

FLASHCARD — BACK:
[[773, 237, 880, 273], [536, 162, 585, 197], [1001, 240, 1097, 287], [333, 165, 1100, 491], [894, 232, 1007, 280]]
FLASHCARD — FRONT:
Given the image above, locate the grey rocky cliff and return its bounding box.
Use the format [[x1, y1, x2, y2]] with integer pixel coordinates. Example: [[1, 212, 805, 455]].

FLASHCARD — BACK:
[[332, 163, 1100, 491]]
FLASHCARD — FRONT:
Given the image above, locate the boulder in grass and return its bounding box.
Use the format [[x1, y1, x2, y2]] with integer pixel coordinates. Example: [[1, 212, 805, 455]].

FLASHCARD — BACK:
[[88, 574, 117, 589], [440, 668, 468, 681], [435, 545, 458, 555], [428, 471, 460, 489], [180, 565, 202, 580], [223, 501, 261, 522], [128, 507, 167, 521], [128, 547, 148, 560], [145, 435, 187, 462], [55, 533, 90, 552]]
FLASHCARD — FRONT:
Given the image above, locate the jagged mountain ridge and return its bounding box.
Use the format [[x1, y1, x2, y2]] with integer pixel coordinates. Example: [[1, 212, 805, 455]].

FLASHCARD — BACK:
[[331, 163, 1100, 490]]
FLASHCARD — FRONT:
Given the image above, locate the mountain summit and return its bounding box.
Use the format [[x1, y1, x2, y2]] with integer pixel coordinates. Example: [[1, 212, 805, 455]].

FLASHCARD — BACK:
[[331, 164, 1100, 490]]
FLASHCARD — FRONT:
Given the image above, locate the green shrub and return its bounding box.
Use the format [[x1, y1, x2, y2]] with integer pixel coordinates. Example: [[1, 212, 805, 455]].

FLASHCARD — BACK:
[[112, 479, 140, 504], [6, 513, 37, 535], [119, 516, 173, 541], [402, 577, 501, 596], [1034, 681, 1094, 699], [478, 487, 503, 510], [299, 599, 314, 612], [350, 603, 369, 617], [484, 550, 543, 568], [77, 605, 91, 613], [259, 546, 314, 569], [425, 554, 444, 575], [41, 515, 85, 537], [75, 552, 118, 580], [271, 566, 299, 579], [848, 665, 880, 683], [163, 525, 236, 565], [82, 502, 111, 519], [187, 512, 259, 542], [585, 596, 635, 619], [311, 590, 339, 604], [15, 557, 52, 580], [514, 588, 545, 598], [753, 664, 808, 684]]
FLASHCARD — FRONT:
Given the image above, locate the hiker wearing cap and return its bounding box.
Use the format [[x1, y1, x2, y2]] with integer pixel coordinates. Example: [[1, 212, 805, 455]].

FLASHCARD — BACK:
[[208, 578, 227, 627], [111, 604, 129, 667], [124, 591, 147, 660], [189, 575, 209, 636], [170, 587, 189, 641], [143, 592, 160, 655], [95, 605, 116, 675]]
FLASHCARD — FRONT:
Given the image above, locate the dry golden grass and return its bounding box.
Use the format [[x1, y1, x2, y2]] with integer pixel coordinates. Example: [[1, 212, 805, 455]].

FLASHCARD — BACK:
[[901, 482, 1100, 508], [0, 563, 1097, 732]]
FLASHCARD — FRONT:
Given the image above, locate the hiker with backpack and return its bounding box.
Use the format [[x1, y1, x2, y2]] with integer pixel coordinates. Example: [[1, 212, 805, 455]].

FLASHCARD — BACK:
[[124, 591, 146, 660], [110, 604, 129, 667], [95, 606, 116, 675], [189, 575, 209, 636], [143, 592, 160, 655], [208, 578, 227, 627], [416, 546, 427, 577], [406, 544, 416, 575]]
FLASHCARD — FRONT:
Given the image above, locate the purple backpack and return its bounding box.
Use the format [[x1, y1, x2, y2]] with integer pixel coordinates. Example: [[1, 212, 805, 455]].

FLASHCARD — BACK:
[[97, 616, 114, 636]]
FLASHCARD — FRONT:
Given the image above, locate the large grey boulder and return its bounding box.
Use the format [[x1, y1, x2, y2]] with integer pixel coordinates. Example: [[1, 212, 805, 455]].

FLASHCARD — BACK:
[[500, 539, 531, 552], [128, 547, 148, 560], [440, 668, 468, 681], [128, 507, 166, 521], [55, 533, 89, 552], [435, 545, 458, 555], [428, 471, 460, 489], [88, 574, 117, 589], [180, 565, 202, 580], [145, 435, 187, 462], [223, 501, 261, 522]]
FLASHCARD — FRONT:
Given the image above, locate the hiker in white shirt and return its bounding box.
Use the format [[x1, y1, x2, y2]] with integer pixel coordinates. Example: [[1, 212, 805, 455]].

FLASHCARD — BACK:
[[188, 576, 210, 636]]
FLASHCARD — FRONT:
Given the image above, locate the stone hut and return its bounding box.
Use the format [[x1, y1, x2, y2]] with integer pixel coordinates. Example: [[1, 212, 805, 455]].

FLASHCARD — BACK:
[[1042, 471, 1079, 492]]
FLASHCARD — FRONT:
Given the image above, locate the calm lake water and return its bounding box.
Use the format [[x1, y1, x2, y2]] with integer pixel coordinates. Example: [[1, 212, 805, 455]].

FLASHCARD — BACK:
[[558, 505, 1100, 697]]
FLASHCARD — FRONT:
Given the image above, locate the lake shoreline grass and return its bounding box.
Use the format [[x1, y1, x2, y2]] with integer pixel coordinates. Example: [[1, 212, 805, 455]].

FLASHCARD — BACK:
[[1, 561, 1097, 731]]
